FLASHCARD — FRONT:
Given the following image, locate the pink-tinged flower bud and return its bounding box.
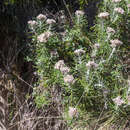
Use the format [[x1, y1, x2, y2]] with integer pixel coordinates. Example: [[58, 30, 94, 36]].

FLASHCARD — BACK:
[[114, 7, 124, 14], [37, 14, 47, 20], [113, 96, 125, 106], [127, 4, 130, 8], [68, 107, 77, 118], [107, 27, 115, 34], [37, 31, 52, 43], [46, 19, 56, 24], [37, 33, 47, 43], [110, 39, 123, 48], [75, 10, 85, 16], [28, 20, 37, 27], [64, 75, 74, 84], [86, 61, 98, 68], [60, 66, 70, 75], [74, 49, 85, 56], [98, 12, 109, 18], [54, 60, 65, 70]]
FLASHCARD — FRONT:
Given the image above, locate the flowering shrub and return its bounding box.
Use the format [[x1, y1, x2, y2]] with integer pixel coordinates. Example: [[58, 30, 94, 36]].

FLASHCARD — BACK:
[[27, 1, 129, 128]]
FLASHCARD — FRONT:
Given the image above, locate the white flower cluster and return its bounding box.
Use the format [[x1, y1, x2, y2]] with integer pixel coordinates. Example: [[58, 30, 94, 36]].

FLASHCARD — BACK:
[[114, 7, 124, 14], [110, 39, 123, 48], [37, 14, 47, 20], [127, 4, 130, 8], [54, 60, 65, 70], [54, 60, 70, 75], [74, 48, 85, 56], [28, 20, 37, 27], [46, 19, 56, 24], [28, 13, 56, 27], [98, 12, 109, 18], [68, 107, 77, 118], [75, 10, 85, 17], [86, 61, 98, 69], [54, 60, 74, 84], [60, 67, 70, 75], [64, 75, 74, 84], [36, 13, 56, 24], [107, 27, 115, 34], [113, 96, 125, 106], [37, 31, 52, 43]]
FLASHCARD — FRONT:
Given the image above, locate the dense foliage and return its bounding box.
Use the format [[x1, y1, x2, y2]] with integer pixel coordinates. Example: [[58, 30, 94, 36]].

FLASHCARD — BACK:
[[26, 0, 130, 129]]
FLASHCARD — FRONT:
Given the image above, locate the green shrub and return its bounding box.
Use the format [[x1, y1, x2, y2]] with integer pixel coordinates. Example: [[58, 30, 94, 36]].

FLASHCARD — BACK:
[[27, 1, 130, 128]]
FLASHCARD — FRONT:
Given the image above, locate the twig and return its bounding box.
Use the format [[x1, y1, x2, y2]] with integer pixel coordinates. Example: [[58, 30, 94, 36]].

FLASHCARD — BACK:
[[13, 73, 33, 88]]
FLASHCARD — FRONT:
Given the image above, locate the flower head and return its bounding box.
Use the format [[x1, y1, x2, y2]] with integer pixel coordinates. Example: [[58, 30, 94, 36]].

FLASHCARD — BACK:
[[114, 7, 124, 14], [60, 66, 70, 75], [74, 49, 85, 56], [37, 33, 46, 43], [107, 27, 115, 34], [110, 39, 123, 48], [64, 75, 74, 84], [86, 61, 98, 69], [68, 107, 77, 118], [75, 10, 85, 17], [28, 20, 37, 27], [113, 96, 125, 106], [46, 19, 56, 24], [37, 14, 47, 20], [98, 12, 109, 18], [37, 31, 52, 43], [54, 60, 65, 70]]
